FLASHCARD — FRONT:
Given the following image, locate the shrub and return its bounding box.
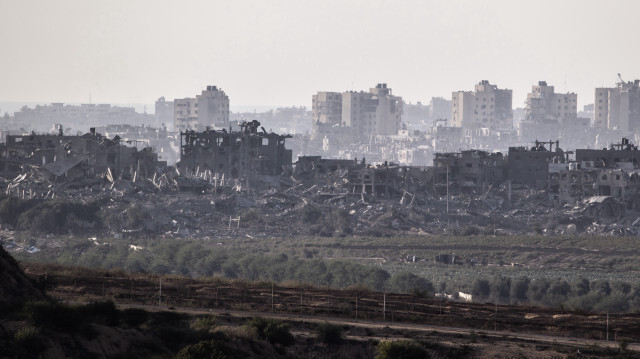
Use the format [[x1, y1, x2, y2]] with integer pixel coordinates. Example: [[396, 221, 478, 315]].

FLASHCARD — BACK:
[[376, 340, 430, 359], [23, 301, 83, 332], [316, 322, 344, 345], [510, 277, 530, 303], [245, 317, 294, 347], [82, 301, 119, 326], [15, 199, 99, 234], [389, 271, 434, 296], [157, 326, 200, 352], [471, 279, 491, 300], [149, 311, 188, 327], [12, 326, 44, 357], [121, 308, 149, 327], [301, 204, 322, 224], [0, 196, 28, 227], [125, 204, 150, 228], [192, 315, 218, 332], [461, 225, 479, 236], [239, 208, 265, 226], [175, 337, 236, 359]]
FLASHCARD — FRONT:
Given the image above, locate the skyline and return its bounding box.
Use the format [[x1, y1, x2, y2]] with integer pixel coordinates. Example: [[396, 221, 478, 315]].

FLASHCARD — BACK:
[[1, 0, 639, 110]]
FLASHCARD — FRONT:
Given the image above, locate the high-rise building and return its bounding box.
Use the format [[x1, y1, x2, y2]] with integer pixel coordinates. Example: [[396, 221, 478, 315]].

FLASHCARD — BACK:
[[197, 86, 230, 129], [342, 83, 403, 139], [311, 92, 343, 139], [174, 97, 198, 131], [525, 81, 577, 125], [595, 79, 640, 132], [155, 97, 174, 129], [312, 92, 343, 126], [311, 84, 403, 141], [174, 86, 229, 131], [451, 80, 512, 130]]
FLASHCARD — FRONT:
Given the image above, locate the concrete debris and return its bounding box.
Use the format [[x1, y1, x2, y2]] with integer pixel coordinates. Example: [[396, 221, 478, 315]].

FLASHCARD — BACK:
[[4, 129, 640, 238]]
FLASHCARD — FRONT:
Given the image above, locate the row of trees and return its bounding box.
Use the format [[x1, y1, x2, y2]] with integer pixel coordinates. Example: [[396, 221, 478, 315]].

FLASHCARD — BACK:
[[470, 276, 640, 313], [22, 238, 434, 295], [0, 195, 100, 234], [0, 195, 155, 235], [19, 235, 640, 312]]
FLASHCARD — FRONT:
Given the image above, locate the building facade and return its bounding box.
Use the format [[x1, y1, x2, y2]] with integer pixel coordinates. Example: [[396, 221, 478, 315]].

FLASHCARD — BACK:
[[174, 86, 229, 132], [155, 97, 174, 129], [197, 86, 230, 129], [342, 83, 403, 139], [595, 79, 640, 132], [525, 81, 577, 125], [451, 80, 512, 130], [311, 83, 403, 141], [311, 92, 343, 139], [174, 97, 199, 132]]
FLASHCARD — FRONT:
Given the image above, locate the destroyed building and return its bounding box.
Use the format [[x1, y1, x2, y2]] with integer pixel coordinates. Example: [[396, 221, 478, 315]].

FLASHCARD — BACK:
[[507, 140, 567, 188], [346, 162, 431, 199], [177, 120, 292, 180], [575, 137, 640, 167], [432, 150, 505, 193], [557, 167, 640, 204], [94, 124, 179, 165], [0, 128, 165, 184]]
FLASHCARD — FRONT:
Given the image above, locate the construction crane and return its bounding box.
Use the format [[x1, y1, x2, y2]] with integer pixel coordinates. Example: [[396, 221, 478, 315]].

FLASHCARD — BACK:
[[618, 73, 624, 84]]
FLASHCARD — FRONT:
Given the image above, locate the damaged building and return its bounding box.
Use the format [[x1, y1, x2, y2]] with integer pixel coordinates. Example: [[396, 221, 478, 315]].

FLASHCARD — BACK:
[[178, 120, 292, 181], [432, 150, 505, 194], [554, 138, 640, 204], [508, 140, 568, 189], [0, 128, 165, 184]]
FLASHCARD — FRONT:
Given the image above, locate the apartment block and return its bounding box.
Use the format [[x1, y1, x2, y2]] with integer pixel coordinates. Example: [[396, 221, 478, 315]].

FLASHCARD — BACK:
[[174, 86, 229, 132], [595, 79, 640, 132], [451, 80, 512, 130], [174, 97, 199, 132], [155, 96, 174, 128], [311, 92, 343, 139], [525, 81, 577, 125], [311, 83, 403, 141]]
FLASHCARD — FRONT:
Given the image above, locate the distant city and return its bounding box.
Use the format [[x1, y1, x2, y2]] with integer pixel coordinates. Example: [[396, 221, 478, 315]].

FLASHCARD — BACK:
[[2, 76, 639, 168]]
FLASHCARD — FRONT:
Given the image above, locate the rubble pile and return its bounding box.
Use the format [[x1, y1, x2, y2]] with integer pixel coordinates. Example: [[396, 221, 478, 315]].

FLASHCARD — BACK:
[[4, 129, 640, 239], [3, 158, 640, 239]]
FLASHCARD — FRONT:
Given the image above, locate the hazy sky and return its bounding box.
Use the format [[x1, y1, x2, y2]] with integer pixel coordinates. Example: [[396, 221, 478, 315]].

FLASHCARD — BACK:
[[1, 0, 639, 109]]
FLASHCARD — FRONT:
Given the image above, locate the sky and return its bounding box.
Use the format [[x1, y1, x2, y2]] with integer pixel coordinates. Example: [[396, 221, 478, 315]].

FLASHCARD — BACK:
[[1, 0, 639, 110]]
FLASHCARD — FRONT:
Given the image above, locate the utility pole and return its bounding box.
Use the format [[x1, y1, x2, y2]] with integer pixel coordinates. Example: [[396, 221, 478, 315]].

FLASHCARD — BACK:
[[383, 293, 386, 321], [446, 164, 449, 214]]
